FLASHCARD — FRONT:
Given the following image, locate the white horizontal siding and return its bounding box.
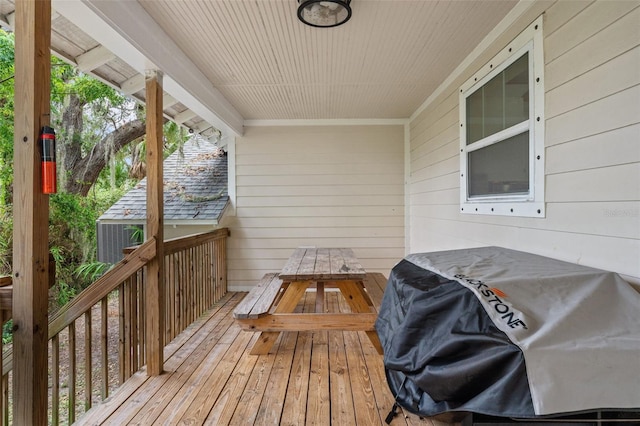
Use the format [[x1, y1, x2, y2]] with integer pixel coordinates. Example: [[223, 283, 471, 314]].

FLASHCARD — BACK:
[[545, 5, 640, 90], [407, 0, 640, 282], [546, 124, 640, 174], [228, 125, 405, 289], [237, 184, 404, 197], [545, 46, 640, 120]]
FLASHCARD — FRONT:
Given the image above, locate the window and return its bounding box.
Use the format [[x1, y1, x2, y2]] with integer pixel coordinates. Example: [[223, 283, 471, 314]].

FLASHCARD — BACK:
[[459, 17, 545, 217]]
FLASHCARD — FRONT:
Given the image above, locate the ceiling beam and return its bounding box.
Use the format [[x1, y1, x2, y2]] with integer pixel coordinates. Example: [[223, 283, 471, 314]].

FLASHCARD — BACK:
[[53, 0, 244, 137], [75, 44, 115, 72], [191, 120, 214, 134], [163, 94, 178, 109], [173, 109, 197, 125], [119, 73, 145, 95]]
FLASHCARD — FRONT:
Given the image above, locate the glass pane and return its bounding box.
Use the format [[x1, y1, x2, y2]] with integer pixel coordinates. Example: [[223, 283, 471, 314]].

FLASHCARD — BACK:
[[505, 53, 529, 127], [468, 131, 530, 198], [483, 71, 504, 137], [466, 52, 529, 145], [466, 89, 484, 144]]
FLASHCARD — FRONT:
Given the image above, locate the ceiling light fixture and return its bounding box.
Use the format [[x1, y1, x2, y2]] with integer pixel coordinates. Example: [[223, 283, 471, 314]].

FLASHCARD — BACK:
[[297, 0, 352, 28]]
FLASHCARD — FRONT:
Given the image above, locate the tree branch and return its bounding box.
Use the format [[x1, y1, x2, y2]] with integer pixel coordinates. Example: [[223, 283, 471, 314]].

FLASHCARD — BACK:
[[65, 118, 147, 196]]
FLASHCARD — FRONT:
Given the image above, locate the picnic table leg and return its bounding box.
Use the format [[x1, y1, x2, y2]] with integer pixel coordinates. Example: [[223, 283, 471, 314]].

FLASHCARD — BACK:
[[249, 281, 310, 355], [315, 281, 325, 313], [249, 331, 281, 355], [337, 280, 384, 355]]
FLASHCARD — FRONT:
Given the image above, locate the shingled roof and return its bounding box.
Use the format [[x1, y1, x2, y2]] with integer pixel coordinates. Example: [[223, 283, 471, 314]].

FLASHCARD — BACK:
[[99, 138, 228, 224]]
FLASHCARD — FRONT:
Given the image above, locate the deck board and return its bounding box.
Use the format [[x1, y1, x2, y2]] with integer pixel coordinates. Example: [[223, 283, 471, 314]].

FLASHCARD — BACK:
[[77, 278, 444, 426], [328, 291, 356, 425]]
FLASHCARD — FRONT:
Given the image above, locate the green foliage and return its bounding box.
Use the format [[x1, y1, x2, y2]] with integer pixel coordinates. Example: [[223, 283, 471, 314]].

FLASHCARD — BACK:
[[49, 193, 96, 256], [50, 56, 125, 106], [163, 121, 189, 158], [47, 192, 116, 307], [0, 30, 15, 206], [0, 205, 12, 275], [74, 261, 110, 282], [126, 225, 144, 244], [2, 320, 12, 344], [54, 280, 77, 307]]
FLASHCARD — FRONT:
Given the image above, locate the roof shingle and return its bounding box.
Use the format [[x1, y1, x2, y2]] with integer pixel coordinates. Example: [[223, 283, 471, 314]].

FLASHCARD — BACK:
[[99, 139, 228, 223]]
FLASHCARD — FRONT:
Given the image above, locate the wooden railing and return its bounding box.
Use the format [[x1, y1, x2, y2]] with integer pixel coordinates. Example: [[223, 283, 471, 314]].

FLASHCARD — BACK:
[[0, 228, 229, 425], [119, 228, 229, 380]]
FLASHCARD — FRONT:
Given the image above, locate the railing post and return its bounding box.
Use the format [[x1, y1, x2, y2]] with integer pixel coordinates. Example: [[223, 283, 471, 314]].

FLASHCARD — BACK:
[[145, 69, 165, 376], [12, 0, 52, 424]]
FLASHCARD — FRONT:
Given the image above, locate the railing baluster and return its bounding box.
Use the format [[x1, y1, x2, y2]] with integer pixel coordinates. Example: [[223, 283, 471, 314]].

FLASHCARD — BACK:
[[212, 240, 218, 301], [204, 242, 213, 309], [164, 255, 170, 342], [194, 245, 198, 318], [141, 268, 147, 368], [189, 247, 195, 323], [138, 268, 146, 373], [215, 239, 219, 300], [124, 277, 132, 380], [118, 283, 125, 385], [101, 296, 109, 400], [204, 242, 209, 308], [169, 254, 175, 341], [198, 244, 203, 314], [177, 251, 187, 330], [51, 334, 60, 425], [191, 246, 200, 321], [194, 245, 198, 320], [215, 238, 221, 300], [68, 322, 76, 424], [172, 252, 177, 339], [130, 273, 138, 375], [212, 240, 218, 303], [216, 238, 222, 299], [200, 243, 211, 315], [2, 372, 8, 426], [187, 247, 191, 327], [84, 311, 92, 411]]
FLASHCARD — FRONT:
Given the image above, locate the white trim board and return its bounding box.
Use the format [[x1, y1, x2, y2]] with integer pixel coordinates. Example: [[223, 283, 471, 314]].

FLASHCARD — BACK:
[[244, 119, 408, 127]]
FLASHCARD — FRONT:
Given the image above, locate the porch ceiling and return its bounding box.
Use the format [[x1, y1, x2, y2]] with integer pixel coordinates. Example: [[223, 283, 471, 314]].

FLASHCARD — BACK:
[[1, 0, 518, 136]]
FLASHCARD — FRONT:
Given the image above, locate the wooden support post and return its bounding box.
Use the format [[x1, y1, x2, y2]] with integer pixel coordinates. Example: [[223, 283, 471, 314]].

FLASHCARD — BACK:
[[12, 0, 51, 424], [145, 70, 165, 376]]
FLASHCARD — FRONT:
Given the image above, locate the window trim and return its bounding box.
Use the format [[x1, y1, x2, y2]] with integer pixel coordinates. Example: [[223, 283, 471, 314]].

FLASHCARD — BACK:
[[459, 16, 545, 218]]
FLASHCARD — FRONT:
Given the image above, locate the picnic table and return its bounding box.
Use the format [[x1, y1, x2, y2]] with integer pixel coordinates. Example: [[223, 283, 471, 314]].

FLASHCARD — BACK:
[[233, 247, 384, 355]]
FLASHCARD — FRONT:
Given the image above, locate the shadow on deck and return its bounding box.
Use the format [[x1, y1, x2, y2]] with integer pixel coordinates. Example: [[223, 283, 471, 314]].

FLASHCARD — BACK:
[[76, 291, 441, 425]]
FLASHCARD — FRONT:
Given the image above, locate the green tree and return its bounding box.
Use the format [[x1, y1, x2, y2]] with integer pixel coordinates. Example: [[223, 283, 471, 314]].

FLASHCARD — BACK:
[[0, 28, 190, 307], [51, 57, 146, 195], [0, 31, 15, 206]]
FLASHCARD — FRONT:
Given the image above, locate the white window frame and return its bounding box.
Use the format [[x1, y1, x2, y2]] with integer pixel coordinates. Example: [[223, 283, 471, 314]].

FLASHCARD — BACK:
[[459, 16, 545, 217]]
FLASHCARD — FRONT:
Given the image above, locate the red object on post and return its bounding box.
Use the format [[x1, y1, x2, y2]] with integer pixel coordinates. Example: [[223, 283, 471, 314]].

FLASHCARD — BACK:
[[40, 126, 56, 194]]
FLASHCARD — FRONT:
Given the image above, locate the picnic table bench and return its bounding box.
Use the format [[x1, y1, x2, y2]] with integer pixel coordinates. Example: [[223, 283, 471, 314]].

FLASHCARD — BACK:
[[233, 248, 386, 355]]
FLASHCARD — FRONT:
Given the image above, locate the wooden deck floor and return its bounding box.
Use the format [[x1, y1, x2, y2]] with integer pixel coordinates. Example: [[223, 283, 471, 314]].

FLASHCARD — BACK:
[[76, 290, 442, 426]]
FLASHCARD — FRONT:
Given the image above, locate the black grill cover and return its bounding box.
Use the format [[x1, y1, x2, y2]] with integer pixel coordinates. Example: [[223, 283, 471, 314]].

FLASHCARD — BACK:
[[377, 258, 535, 418]]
